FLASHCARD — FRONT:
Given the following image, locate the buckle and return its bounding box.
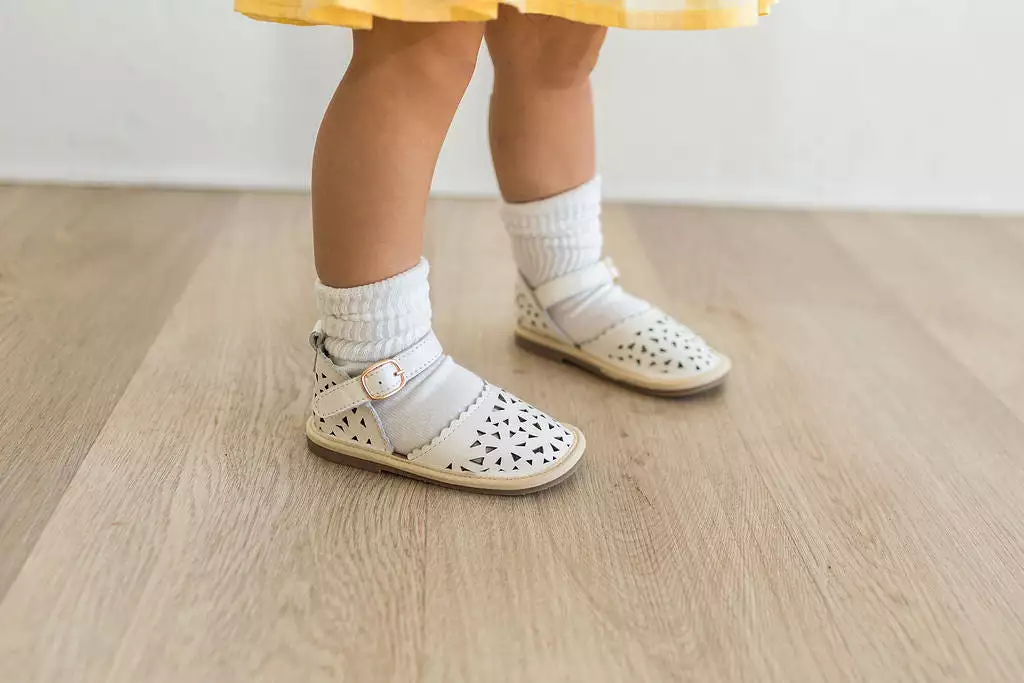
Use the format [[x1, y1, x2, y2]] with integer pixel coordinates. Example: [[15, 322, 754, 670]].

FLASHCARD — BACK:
[[360, 359, 406, 400]]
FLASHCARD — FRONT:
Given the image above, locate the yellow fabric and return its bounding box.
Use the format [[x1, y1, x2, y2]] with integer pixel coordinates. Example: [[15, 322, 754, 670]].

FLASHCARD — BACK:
[[236, 0, 776, 30]]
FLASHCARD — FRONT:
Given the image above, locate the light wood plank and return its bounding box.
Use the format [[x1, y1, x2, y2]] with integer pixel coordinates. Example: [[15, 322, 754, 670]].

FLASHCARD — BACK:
[[631, 204, 1024, 681], [0, 189, 1022, 682], [419, 201, 856, 682], [0, 186, 228, 597], [0, 193, 429, 683], [824, 212, 1024, 420]]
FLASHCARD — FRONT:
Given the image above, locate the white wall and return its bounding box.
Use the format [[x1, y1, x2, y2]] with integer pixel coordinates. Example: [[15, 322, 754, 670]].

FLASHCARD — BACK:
[[2, 0, 1023, 213]]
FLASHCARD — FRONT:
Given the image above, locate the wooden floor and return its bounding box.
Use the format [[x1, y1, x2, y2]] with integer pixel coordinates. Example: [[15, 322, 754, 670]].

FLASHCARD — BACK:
[[2, 186, 1024, 682]]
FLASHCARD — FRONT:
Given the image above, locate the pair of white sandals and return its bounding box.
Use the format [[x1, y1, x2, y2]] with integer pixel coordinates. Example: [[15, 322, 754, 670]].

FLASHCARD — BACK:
[[305, 259, 731, 494]]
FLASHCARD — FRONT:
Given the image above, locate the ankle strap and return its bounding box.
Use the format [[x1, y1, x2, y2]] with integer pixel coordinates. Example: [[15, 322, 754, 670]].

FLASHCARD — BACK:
[[311, 331, 444, 418], [533, 257, 619, 310]]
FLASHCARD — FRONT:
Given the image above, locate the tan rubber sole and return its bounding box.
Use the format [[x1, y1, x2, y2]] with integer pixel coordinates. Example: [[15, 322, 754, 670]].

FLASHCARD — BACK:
[[306, 417, 586, 495], [516, 327, 731, 398]]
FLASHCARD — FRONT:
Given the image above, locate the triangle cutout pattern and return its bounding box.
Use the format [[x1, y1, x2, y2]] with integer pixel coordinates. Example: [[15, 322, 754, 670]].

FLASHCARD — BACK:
[[444, 389, 573, 475]]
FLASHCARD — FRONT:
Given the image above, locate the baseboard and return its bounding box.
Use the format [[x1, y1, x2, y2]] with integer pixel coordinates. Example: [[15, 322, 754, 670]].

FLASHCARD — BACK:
[[2, 166, 1021, 216]]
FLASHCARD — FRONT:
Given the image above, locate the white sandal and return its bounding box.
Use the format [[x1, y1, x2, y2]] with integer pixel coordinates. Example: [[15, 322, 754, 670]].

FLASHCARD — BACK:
[[306, 325, 586, 494], [514, 258, 732, 396]]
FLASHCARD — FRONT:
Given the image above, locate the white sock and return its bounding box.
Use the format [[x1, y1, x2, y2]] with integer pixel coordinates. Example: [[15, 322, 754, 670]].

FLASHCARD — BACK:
[[502, 176, 648, 343], [315, 259, 484, 455]]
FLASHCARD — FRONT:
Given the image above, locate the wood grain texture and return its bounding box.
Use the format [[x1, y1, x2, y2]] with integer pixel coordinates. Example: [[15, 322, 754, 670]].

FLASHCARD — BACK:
[[1, 189, 1023, 682], [822, 212, 1024, 421], [0, 186, 229, 598]]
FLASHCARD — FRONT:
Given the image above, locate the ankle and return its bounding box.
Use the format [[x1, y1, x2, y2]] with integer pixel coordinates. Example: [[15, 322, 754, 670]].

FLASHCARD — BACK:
[[314, 258, 486, 456], [501, 176, 603, 287], [316, 259, 431, 364]]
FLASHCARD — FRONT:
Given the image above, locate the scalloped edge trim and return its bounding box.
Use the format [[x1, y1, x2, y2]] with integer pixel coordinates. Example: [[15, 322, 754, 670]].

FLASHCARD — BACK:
[[406, 383, 495, 461]]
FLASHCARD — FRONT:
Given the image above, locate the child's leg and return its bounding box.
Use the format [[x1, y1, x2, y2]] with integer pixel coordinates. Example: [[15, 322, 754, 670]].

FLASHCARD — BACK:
[[485, 9, 606, 203], [486, 11, 730, 394], [308, 20, 583, 490], [313, 20, 483, 287], [486, 11, 644, 341]]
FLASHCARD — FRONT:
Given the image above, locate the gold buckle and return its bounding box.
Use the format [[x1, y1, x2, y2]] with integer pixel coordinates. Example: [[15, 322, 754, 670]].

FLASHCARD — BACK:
[[360, 359, 406, 400]]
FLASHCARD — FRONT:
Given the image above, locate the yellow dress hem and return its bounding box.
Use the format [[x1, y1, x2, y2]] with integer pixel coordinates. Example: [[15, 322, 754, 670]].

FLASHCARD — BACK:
[[235, 0, 775, 31]]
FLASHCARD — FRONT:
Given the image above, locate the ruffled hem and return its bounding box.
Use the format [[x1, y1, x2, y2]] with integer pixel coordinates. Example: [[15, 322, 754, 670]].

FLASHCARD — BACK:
[[235, 0, 776, 30]]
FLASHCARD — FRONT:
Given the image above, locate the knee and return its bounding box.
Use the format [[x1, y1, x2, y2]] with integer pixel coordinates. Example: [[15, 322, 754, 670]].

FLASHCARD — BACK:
[[351, 21, 484, 99], [488, 11, 606, 89]]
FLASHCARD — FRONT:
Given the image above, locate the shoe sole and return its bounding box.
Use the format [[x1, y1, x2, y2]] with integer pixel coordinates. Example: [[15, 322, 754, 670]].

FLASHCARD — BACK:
[[306, 417, 586, 495], [515, 327, 731, 398]]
